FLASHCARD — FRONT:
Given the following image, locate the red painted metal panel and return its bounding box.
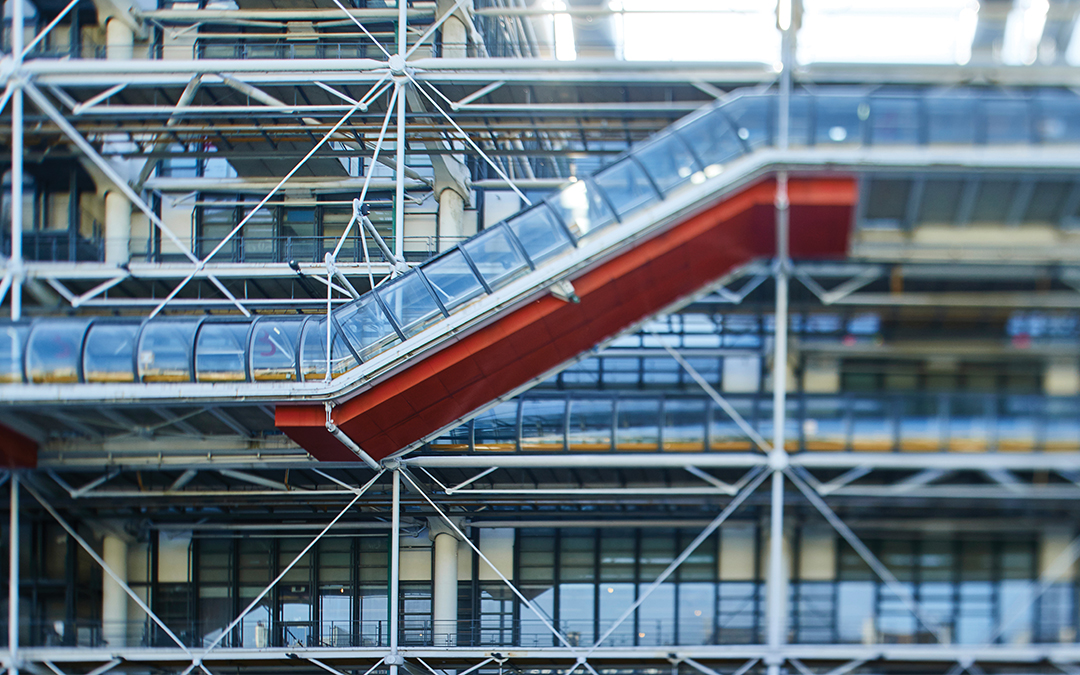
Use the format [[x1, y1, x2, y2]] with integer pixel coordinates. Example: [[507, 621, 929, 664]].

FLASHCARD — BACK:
[[277, 176, 856, 462], [0, 423, 38, 468]]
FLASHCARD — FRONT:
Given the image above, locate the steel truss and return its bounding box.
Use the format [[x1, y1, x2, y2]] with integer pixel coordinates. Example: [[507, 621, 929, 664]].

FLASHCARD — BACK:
[[5, 3, 1080, 675]]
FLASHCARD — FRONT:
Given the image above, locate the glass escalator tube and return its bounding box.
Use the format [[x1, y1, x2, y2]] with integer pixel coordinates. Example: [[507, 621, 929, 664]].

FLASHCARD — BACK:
[[25, 318, 92, 384], [137, 318, 203, 383], [249, 316, 304, 383], [195, 318, 254, 383], [0, 323, 28, 383], [83, 320, 140, 383]]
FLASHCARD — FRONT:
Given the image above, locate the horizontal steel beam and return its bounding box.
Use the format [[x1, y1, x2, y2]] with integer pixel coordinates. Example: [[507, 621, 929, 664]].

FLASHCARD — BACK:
[[18, 643, 1080, 664]]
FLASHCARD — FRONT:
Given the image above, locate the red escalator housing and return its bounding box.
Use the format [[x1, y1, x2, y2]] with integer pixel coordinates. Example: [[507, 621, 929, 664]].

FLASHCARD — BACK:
[[277, 176, 857, 462]]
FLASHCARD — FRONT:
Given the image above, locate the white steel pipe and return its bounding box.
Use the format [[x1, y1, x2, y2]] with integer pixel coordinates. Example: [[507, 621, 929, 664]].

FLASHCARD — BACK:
[[389, 471, 401, 656], [9, 473, 19, 675], [10, 85, 22, 321]]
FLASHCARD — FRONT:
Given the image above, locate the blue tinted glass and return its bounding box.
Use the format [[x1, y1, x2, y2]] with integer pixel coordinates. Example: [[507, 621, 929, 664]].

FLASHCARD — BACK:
[[814, 96, 863, 145], [336, 295, 400, 361], [544, 180, 616, 240], [196, 322, 251, 382], [506, 206, 573, 264], [300, 319, 359, 380], [0, 324, 26, 383], [984, 98, 1032, 144], [926, 96, 977, 144], [376, 272, 443, 338], [250, 318, 302, 382], [27, 319, 90, 383], [421, 249, 486, 311], [138, 320, 199, 383], [461, 225, 530, 289], [83, 323, 138, 383], [677, 110, 744, 176], [724, 96, 772, 149], [634, 133, 701, 194], [593, 159, 661, 219], [869, 97, 920, 145]]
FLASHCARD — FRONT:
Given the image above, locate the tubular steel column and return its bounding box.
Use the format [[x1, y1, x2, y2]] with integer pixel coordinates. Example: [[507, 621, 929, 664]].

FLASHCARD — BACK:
[[394, 82, 406, 262], [766, 184, 790, 675], [8, 473, 18, 675], [10, 0, 23, 321], [767, 3, 795, 672], [388, 470, 401, 674]]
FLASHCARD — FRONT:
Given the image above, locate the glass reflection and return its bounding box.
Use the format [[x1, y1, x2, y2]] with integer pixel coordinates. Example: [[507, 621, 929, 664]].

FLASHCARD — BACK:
[[250, 318, 302, 382], [83, 323, 138, 383], [421, 249, 486, 311], [138, 321, 200, 383], [27, 319, 91, 383], [196, 322, 250, 382], [545, 180, 616, 239], [506, 206, 574, 264], [0, 323, 25, 383], [336, 296, 400, 361], [376, 272, 444, 338], [461, 226, 530, 290]]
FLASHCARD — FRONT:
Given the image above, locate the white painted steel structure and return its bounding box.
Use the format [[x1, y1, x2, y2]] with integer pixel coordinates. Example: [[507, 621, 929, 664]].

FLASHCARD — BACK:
[[5, 3, 1080, 675]]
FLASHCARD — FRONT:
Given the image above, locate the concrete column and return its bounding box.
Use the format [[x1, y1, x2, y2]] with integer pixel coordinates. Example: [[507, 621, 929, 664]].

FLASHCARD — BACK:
[[432, 531, 459, 646], [1045, 357, 1080, 396], [101, 535, 128, 647], [803, 356, 841, 394], [104, 190, 131, 264], [438, 188, 466, 251], [1040, 526, 1078, 643], [437, 0, 469, 58], [105, 18, 133, 59]]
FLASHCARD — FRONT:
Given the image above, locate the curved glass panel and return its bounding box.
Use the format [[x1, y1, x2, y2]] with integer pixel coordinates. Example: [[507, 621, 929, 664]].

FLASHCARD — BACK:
[[250, 318, 302, 382], [299, 319, 358, 381], [420, 249, 485, 311], [676, 111, 744, 178], [196, 322, 251, 382], [461, 225, 531, 289], [506, 206, 574, 265], [26, 319, 91, 383], [869, 97, 920, 145], [984, 98, 1032, 144], [544, 180, 616, 240], [335, 295, 399, 362], [593, 159, 661, 219], [1035, 93, 1080, 144], [376, 272, 443, 339], [814, 95, 863, 145], [0, 324, 27, 383], [138, 320, 200, 383], [83, 323, 138, 383], [634, 133, 701, 195], [722, 96, 772, 150], [925, 95, 977, 145]]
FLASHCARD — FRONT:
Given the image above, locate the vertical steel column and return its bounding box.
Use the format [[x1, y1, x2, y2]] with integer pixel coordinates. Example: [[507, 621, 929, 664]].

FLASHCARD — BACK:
[[10, 86, 21, 321], [389, 470, 401, 671], [8, 473, 18, 675], [9, 0, 23, 321], [765, 174, 790, 675], [393, 0, 407, 262], [394, 83, 406, 262], [766, 3, 794, 670]]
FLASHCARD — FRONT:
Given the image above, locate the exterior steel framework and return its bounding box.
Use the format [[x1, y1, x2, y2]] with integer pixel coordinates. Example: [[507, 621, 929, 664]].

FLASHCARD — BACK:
[[4, 3, 1080, 675]]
